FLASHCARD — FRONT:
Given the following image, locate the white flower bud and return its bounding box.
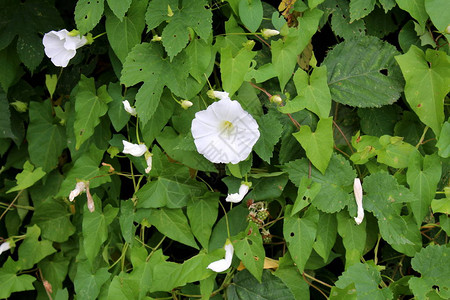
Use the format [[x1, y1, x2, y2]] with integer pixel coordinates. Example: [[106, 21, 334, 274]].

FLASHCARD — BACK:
[[122, 100, 137, 116], [226, 182, 251, 203], [270, 95, 282, 105], [122, 141, 148, 157], [207, 241, 234, 272], [0, 241, 11, 256], [261, 29, 280, 39], [145, 152, 153, 174], [181, 100, 193, 109], [207, 90, 230, 100], [353, 178, 364, 225], [69, 181, 86, 202]]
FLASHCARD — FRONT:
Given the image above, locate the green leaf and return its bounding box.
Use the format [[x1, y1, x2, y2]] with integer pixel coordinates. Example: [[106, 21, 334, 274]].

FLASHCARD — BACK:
[[363, 172, 418, 245], [324, 36, 403, 107], [293, 117, 333, 174], [0, 258, 36, 299], [236, 82, 263, 117], [160, 0, 212, 59], [187, 192, 219, 250], [407, 152, 442, 225], [313, 212, 337, 262], [106, 0, 132, 20], [271, 9, 322, 90], [330, 0, 366, 40], [337, 211, 366, 267], [119, 199, 135, 245], [335, 262, 393, 299], [233, 223, 265, 282], [7, 161, 46, 193], [431, 198, 450, 214], [273, 254, 310, 299], [357, 106, 400, 137], [74, 76, 110, 150], [436, 119, 450, 158], [107, 82, 131, 132], [390, 214, 422, 256], [395, 47, 449, 136], [75, 0, 105, 34], [83, 199, 119, 265], [239, 0, 263, 32], [350, 0, 376, 21], [0, 90, 15, 140], [148, 207, 199, 249], [246, 174, 289, 201], [409, 245, 450, 300], [105, 0, 147, 64], [38, 252, 70, 297], [74, 261, 110, 300], [376, 135, 417, 168], [283, 205, 318, 273], [379, 0, 396, 12], [227, 269, 295, 300], [185, 38, 213, 83], [308, 0, 325, 9], [19, 225, 56, 269], [279, 66, 332, 118], [396, 0, 428, 28], [0, 43, 22, 93], [254, 113, 283, 162], [425, 0, 450, 32], [27, 99, 66, 173], [220, 44, 257, 96], [209, 205, 248, 251], [284, 153, 356, 213], [31, 198, 75, 243], [16, 33, 43, 72], [291, 177, 321, 215]]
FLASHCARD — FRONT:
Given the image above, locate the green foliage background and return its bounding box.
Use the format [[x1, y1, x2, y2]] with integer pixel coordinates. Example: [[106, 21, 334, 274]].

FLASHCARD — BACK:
[[0, 0, 449, 299]]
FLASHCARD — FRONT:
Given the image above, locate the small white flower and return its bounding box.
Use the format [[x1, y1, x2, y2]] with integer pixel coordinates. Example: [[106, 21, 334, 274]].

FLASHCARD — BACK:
[[226, 182, 251, 203], [122, 141, 147, 157], [43, 29, 87, 67], [207, 242, 234, 272], [261, 29, 280, 39], [69, 181, 86, 202], [122, 100, 137, 116], [145, 153, 153, 174], [0, 241, 11, 256], [191, 95, 260, 164], [181, 100, 193, 109], [207, 90, 230, 100], [354, 178, 364, 225]]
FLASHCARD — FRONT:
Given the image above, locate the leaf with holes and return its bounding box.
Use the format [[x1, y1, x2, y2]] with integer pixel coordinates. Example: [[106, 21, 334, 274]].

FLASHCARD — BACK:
[[233, 223, 265, 281], [350, 0, 376, 22], [75, 0, 105, 34]]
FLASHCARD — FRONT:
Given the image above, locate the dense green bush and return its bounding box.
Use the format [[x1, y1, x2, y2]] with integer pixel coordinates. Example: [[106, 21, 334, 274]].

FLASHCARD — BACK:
[[0, 0, 449, 299]]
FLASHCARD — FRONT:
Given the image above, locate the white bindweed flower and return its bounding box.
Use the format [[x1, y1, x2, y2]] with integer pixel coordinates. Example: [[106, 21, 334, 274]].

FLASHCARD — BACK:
[[354, 178, 364, 225], [181, 100, 193, 109], [69, 181, 86, 202], [145, 153, 153, 174], [207, 241, 234, 272], [122, 100, 137, 116], [122, 141, 148, 157], [43, 29, 87, 67], [261, 29, 280, 39], [226, 182, 251, 203], [191, 94, 260, 164], [0, 241, 11, 256]]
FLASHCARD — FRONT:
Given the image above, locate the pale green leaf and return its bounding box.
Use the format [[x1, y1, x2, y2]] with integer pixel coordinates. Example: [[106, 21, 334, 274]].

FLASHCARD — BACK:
[[74, 261, 110, 300], [233, 223, 265, 281], [254, 113, 283, 162], [308, 0, 325, 9], [431, 198, 450, 214], [75, 0, 105, 34], [283, 205, 318, 273], [187, 192, 219, 250], [106, 0, 132, 20], [7, 161, 46, 193], [239, 0, 263, 32], [379, 0, 396, 12], [293, 117, 333, 174], [436, 119, 450, 157], [396, 0, 428, 28], [18, 225, 56, 269], [324, 36, 403, 107], [425, 0, 450, 32], [279, 66, 331, 118], [395, 47, 450, 136], [376, 135, 417, 168], [350, 0, 376, 21], [337, 211, 366, 267]]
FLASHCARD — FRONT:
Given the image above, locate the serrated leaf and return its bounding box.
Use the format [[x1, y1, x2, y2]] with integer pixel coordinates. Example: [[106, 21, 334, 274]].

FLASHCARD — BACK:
[[74, 261, 110, 300], [148, 207, 199, 249], [254, 113, 283, 162], [105, 0, 147, 63], [395, 47, 449, 136], [357, 106, 400, 136], [74, 76, 110, 150], [7, 161, 46, 193], [337, 211, 366, 267], [335, 262, 393, 299], [279, 66, 331, 118], [220, 44, 256, 96], [0, 258, 36, 299], [407, 152, 442, 225], [239, 0, 263, 32], [324, 36, 403, 107], [284, 153, 356, 213], [293, 117, 333, 174], [27, 99, 66, 173], [396, 0, 428, 28], [436, 119, 450, 158], [16, 33, 43, 72], [350, 0, 376, 22], [283, 205, 318, 273], [187, 192, 219, 250], [75, 0, 105, 34], [331, 0, 366, 40], [363, 172, 418, 245], [227, 269, 295, 300], [409, 245, 450, 300], [0, 90, 15, 140], [18, 225, 56, 269], [31, 198, 75, 243], [83, 199, 119, 265], [106, 0, 132, 20]]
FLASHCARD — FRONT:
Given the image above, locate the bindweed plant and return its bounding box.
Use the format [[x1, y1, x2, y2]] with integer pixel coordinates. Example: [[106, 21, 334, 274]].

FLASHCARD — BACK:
[[0, 0, 449, 299]]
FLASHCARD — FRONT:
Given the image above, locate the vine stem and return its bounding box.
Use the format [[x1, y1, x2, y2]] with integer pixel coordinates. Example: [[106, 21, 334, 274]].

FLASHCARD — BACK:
[[302, 272, 329, 299], [302, 272, 333, 289], [0, 190, 24, 221], [415, 126, 429, 148]]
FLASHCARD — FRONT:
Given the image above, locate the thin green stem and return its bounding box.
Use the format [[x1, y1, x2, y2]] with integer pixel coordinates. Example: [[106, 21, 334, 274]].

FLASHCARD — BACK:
[[218, 201, 231, 239], [415, 126, 429, 148], [0, 190, 24, 221]]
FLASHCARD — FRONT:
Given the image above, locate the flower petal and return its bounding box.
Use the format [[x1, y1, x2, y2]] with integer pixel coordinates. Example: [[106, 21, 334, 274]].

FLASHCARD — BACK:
[[207, 243, 234, 272], [353, 178, 364, 225], [122, 140, 147, 157]]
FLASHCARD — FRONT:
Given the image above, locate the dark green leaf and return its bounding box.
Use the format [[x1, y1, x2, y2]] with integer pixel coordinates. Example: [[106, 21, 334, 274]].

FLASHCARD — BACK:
[[106, 0, 132, 20], [233, 223, 265, 281], [187, 192, 219, 249], [337, 211, 366, 267], [254, 113, 283, 163], [75, 0, 105, 34], [349, 0, 376, 21]]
